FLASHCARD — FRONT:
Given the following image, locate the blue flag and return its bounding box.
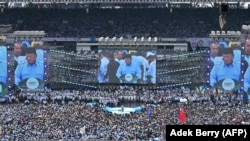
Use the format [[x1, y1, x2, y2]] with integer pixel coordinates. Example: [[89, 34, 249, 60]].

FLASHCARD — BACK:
[[147, 106, 152, 119]]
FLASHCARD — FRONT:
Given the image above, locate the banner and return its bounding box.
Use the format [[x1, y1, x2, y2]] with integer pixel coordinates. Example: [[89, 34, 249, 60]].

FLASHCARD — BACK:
[[190, 38, 212, 48], [189, 38, 198, 51]]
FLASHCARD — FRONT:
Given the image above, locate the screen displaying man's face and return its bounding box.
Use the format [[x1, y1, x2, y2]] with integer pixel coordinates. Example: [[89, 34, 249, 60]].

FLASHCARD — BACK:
[[26, 53, 37, 64], [223, 54, 233, 65], [14, 43, 22, 57]]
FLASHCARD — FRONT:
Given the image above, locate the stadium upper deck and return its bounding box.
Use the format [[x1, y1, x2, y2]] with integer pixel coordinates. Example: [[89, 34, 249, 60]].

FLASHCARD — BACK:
[[0, 7, 249, 38]]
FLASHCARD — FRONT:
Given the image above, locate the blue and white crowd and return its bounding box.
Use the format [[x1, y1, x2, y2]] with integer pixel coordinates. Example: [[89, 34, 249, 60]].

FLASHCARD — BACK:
[[0, 86, 250, 141]]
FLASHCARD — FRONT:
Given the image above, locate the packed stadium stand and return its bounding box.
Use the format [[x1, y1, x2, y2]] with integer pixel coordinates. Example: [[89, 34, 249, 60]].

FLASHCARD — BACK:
[[0, 1, 250, 141], [0, 8, 250, 38]]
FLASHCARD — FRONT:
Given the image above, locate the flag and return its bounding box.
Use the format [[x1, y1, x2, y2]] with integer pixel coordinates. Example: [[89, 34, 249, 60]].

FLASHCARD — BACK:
[[147, 106, 152, 119], [55, 102, 59, 109], [80, 126, 85, 134], [189, 38, 198, 51], [178, 107, 186, 124]]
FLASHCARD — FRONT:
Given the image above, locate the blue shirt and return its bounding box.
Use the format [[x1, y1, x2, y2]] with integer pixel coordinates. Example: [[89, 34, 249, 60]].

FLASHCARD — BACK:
[[137, 56, 149, 81], [210, 56, 223, 65], [15, 61, 44, 85], [116, 61, 141, 83], [0, 47, 7, 84], [147, 60, 156, 84], [14, 56, 26, 64], [210, 62, 240, 87], [131, 55, 143, 67], [244, 66, 250, 92], [233, 50, 241, 64], [98, 57, 109, 83], [115, 59, 125, 65]]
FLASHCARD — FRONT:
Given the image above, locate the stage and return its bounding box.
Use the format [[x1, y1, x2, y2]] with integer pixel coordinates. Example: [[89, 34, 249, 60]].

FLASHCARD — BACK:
[[104, 106, 142, 114]]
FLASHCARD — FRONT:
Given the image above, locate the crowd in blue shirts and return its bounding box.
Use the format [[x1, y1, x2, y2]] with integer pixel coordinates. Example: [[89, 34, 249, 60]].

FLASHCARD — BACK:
[[0, 86, 249, 141]]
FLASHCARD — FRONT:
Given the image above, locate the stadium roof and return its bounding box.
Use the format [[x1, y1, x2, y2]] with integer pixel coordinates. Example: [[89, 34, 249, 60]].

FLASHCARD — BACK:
[[0, 0, 249, 9]]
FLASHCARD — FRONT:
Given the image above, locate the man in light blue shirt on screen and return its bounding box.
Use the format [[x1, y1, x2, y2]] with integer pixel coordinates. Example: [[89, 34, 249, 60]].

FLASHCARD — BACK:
[[0, 46, 7, 84], [146, 52, 156, 84], [116, 54, 141, 83], [130, 51, 144, 82], [244, 38, 250, 65], [210, 47, 240, 87], [98, 50, 109, 83], [15, 47, 44, 86], [209, 42, 222, 65], [13, 41, 26, 70]]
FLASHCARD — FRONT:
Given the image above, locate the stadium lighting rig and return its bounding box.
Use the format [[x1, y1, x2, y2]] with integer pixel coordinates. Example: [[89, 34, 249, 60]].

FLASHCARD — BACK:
[[98, 36, 158, 47], [3, 0, 249, 10], [209, 30, 244, 41], [242, 24, 250, 34], [13, 31, 46, 39]]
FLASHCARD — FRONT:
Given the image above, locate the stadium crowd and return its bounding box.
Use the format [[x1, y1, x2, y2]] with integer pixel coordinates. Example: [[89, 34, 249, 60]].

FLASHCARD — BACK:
[[1, 6, 250, 141], [0, 8, 249, 38], [0, 86, 249, 141]]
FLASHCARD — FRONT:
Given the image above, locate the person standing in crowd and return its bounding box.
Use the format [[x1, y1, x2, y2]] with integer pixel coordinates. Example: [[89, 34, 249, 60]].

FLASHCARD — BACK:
[[210, 47, 240, 87], [146, 52, 156, 84], [104, 52, 120, 83], [98, 50, 109, 83], [116, 54, 141, 83], [15, 47, 44, 86]]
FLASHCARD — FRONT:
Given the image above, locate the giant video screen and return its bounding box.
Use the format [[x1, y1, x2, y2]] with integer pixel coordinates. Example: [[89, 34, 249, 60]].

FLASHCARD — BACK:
[[208, 40, 242, 91], [13, 40, 45, 90], [0, 45, 8, 97], [97, 50, 156, 84]]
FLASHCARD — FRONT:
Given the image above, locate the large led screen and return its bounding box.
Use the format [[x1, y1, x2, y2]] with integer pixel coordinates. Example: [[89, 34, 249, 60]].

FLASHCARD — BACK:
[[97, 50, 156, 84], [208, 40, 242, 91], [13, 40, 45, 90], [0, 46, 8, 97]]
